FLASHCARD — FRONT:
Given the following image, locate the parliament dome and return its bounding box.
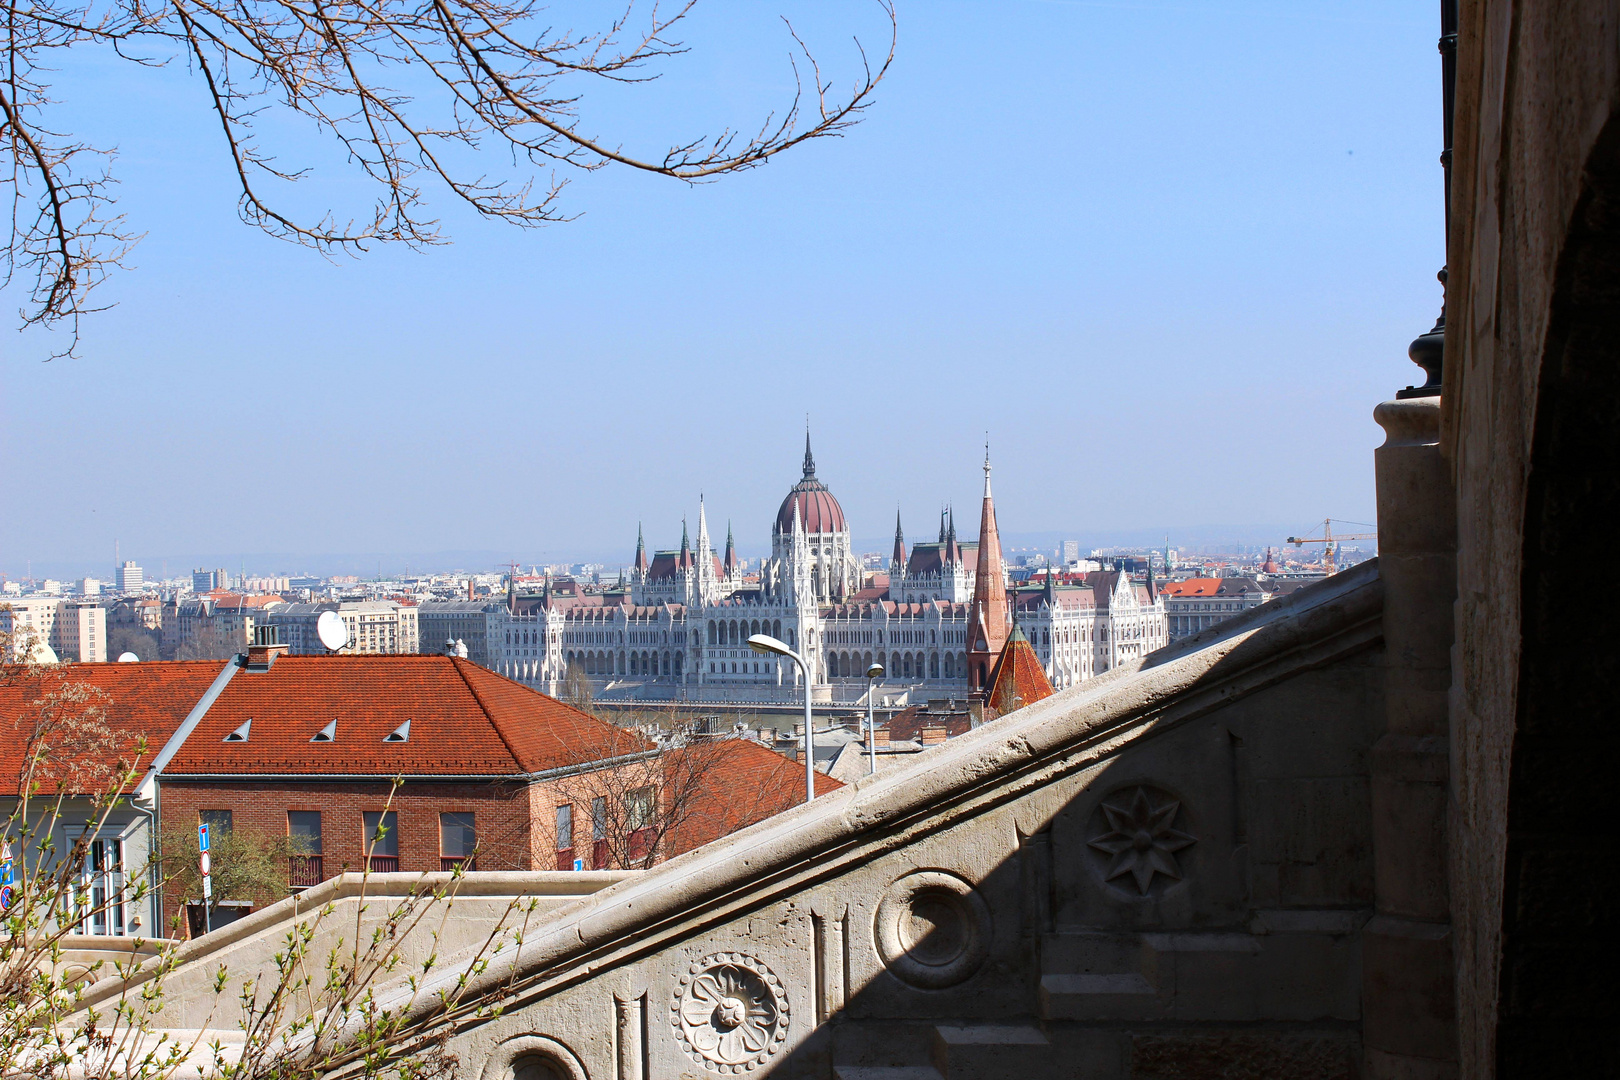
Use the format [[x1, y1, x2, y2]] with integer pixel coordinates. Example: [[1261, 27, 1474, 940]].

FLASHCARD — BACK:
[[775, 436, 848, 535]]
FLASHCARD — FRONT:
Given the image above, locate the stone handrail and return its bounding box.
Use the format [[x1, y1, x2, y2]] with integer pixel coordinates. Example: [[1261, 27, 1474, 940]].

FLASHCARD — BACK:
[[377, 560, 1384, 1028]]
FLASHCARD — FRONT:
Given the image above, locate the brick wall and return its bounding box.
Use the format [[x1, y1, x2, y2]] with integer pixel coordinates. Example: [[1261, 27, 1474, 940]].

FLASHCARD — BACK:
[[159, 779, 535, 925]]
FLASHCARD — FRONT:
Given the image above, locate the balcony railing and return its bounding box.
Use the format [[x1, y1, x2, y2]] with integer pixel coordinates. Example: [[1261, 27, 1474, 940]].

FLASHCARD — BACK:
[[367, 855, 399, 873], [288, 855, 325, 889], [440, 856, 474, 872]]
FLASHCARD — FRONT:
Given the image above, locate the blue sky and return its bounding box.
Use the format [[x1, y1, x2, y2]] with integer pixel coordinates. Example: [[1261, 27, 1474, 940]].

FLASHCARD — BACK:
[[0, 0, 1441, 578]]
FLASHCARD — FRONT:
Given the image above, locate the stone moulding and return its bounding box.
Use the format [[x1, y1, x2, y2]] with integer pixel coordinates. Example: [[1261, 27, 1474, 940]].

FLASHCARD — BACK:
[[874, 869, 993, 989], [320, 561, 1386, 1038], [477, 1033, 588, 1080], [72, 870, 642, 1014]]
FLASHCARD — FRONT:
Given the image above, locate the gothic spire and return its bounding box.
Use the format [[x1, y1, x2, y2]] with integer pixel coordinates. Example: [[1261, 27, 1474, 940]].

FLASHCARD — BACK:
[[802, 426, 816, 478], [634, 522, 648, 572], [892, 507, 907, 570], [724, 521, 738, 575], [679, 518, 691, 568], [966, 448, 1009, 693]]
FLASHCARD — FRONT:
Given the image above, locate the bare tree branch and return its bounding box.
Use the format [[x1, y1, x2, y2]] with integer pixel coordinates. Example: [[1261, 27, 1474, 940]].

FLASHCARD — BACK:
[[0, 0, 895, 354]]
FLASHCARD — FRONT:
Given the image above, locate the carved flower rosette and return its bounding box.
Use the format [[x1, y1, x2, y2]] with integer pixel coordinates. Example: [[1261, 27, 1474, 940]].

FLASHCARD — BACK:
[[670, 952, 789, 1073]]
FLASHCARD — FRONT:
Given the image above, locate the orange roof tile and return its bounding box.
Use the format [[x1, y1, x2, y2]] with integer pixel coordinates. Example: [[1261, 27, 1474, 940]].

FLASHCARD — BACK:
[[986, 625, 1055, 718], [162, 654, 645, 777], [0, 661, 226, 796], [665, 739, 842, 856]]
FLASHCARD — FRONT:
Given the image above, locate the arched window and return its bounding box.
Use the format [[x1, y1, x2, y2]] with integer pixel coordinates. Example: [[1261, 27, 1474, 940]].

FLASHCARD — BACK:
[[930, 653, 939, 679], [827, 652, 838, 677], [708, 623, 716, 645], [751, 619, 761, 637], [891, 652, 900, 674], [773, 619, 782, 639], [944, 653, 955, 679]]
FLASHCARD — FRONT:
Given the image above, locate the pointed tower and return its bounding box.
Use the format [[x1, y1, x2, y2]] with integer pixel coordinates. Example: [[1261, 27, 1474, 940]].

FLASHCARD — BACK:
[[891, 509, 907, 575], [679, 519, 692, 568], [723, 522, 739, 579], [966, 449, 1009, 693], [803, 428, 817, 479], [939, 505, 948, 543]]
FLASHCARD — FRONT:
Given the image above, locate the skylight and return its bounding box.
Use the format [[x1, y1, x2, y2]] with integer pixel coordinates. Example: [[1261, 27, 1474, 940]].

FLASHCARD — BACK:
[[311, 719, 337, 743], [384, 719, 411, 742], [224, 719, 251, 742]]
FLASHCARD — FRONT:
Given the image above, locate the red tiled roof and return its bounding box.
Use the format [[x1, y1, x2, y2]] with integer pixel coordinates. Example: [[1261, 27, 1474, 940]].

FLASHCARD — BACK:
[[1159, 578, 1224, 596], [666, 739, 843, 856], [162, 654, 644, 777], [886, 704, 972, 743], [987, 626, 1055, 718], [0, 661, 225, 795]]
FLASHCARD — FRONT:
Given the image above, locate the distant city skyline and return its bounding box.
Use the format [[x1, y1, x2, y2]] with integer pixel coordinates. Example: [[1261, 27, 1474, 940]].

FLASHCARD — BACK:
[[2, 523, 1366, 584]]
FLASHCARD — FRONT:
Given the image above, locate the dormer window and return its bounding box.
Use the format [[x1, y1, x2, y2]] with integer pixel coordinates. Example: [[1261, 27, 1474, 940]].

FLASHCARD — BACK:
[[385, 720, 411, 742], [311, 719, 337, 742], [224, 719, 251, 742]]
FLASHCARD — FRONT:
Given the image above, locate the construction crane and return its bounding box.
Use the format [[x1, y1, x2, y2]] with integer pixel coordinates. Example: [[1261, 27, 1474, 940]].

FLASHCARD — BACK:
[[1286, 519, 1377, 575]]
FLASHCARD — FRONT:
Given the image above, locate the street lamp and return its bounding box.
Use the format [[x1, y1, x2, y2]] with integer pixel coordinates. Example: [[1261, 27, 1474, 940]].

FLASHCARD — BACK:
[[865, 662, 885, 775], [749, 633, 816, 804]]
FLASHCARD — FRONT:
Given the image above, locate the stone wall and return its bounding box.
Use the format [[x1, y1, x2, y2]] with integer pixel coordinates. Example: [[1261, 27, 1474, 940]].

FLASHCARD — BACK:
[[341, 564, 1387, 1079], [1444, 1, 1620, 1073]]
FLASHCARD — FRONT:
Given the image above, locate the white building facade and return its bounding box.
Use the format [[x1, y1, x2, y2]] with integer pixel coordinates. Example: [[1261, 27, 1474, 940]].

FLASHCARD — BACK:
[[485, 439, 1168, 701]]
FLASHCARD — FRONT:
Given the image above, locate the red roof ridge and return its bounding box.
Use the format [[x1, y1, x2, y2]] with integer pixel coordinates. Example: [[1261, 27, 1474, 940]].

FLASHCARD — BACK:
[[446, 654, 524, 767]]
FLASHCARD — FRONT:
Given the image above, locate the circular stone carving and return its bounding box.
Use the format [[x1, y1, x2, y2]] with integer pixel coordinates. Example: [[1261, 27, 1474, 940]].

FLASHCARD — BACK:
[[874, 870, 992, 989], [477, 1035, 588, 1080], [670, 952, 789, 1073]]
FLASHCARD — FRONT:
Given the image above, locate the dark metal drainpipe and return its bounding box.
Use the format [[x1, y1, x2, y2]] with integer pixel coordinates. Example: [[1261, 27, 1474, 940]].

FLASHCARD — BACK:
[[1400, 0, 1458, 399]]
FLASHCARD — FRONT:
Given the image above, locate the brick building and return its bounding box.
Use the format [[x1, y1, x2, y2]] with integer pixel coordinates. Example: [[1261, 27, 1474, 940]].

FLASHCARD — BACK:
[[153, 647, 651, 920]]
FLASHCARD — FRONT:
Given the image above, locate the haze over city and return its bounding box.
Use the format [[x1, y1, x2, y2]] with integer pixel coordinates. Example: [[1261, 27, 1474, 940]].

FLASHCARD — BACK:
[[1, 1, 1437, 580]]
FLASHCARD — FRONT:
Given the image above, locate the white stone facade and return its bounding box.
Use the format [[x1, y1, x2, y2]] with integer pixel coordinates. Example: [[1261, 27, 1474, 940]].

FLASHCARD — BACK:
[[484, 445, 1167, 700]]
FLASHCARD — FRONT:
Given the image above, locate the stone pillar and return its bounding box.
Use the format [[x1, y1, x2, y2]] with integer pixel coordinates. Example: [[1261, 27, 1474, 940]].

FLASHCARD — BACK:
[[1364, 395, 1458, 1079]]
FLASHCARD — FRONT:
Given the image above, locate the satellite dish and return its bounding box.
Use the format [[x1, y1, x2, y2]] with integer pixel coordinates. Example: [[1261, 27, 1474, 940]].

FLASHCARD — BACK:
[[316, 611, 349, 652], [117, 651, 140, 663]]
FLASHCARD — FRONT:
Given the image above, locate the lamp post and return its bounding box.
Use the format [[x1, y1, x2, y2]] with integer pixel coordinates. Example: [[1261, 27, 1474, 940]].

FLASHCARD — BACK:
[[749, 633, 816, 804], [865, 662, 885, 775]]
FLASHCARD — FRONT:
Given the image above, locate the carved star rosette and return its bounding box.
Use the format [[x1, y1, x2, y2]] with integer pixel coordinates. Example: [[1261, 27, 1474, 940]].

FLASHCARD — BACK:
[[670, 952, 789, 1074], [1086, 785, 1197, 896]]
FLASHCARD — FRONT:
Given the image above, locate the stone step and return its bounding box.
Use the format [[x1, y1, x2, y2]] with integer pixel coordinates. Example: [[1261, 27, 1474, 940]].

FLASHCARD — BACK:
[[1040, 972, 1165, 1021], [931, 1024, 1052, 1079], [833, 1068, 945, 1080]]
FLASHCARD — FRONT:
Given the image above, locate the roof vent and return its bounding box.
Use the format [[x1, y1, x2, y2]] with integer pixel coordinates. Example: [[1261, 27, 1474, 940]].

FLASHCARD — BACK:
[[384, 720, 410, 743], [224, 719, 252, 742], [311, 719, 336, 743]]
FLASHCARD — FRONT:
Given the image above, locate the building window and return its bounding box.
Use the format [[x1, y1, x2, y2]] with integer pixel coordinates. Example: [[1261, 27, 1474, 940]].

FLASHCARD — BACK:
[[363, 810, 398, 872], [591, 796, 609, 870], [288, 811, 323, 888], [199, 809, 233, 836], [440, 812, 476, 871]]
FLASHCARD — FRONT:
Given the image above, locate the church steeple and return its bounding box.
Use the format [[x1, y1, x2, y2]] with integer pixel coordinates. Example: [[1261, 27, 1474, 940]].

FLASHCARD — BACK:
[[802, 427, 817, 478], [891, 508, 907, 572], [723, 521, 739, 577], [679, 518, 691, 568], [966, 446, 1009, 694], [634, 523, 649, 573]]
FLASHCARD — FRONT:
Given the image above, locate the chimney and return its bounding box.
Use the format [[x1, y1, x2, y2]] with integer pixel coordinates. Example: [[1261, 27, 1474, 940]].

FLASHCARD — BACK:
[[873, 725, 891, 748], [245, 624, 289, 669], [921, 724, 948, 746]]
